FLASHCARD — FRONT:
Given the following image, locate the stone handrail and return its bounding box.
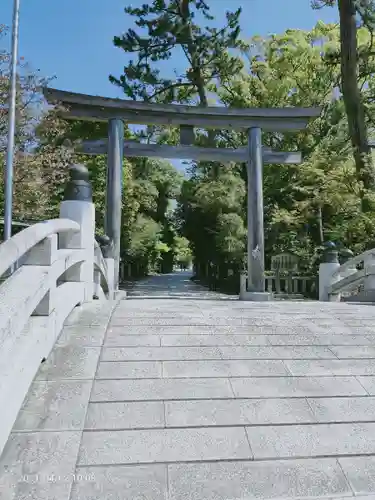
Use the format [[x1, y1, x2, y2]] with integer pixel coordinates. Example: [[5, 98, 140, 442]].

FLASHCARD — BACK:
[[329, 267, 367, 294], [0, 218, 80, 277], [0, 223, 88, 455], [330, 248, 375, 280], [319, 243, 375, 302], [0, 163, 116, 456]]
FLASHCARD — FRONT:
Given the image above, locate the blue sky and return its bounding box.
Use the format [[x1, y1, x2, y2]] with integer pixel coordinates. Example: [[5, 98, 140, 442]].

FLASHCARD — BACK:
[[0, 1, 338, 173], [0, 0, 338, 98]]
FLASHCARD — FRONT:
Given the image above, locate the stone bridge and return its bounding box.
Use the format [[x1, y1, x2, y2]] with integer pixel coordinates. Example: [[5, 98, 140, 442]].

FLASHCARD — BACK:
[[2, 168, 375, 499]]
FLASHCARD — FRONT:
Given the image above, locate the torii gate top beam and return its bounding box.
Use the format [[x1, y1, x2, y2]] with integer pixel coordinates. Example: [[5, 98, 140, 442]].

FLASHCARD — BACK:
[[43, 88, 321, 132]]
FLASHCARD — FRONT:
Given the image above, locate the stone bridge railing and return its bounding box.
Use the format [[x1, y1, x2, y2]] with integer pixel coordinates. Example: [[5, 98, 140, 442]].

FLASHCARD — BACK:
[[264, 273, 315, 297], [319, 241, 375, 302], [0, 164, 115, 455], [239, 243, 375, 302], [239, 272, 315, 300]]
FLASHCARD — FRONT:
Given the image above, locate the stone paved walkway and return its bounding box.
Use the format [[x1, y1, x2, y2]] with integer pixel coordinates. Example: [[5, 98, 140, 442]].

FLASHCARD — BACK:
[[3, 273, 375, 499]]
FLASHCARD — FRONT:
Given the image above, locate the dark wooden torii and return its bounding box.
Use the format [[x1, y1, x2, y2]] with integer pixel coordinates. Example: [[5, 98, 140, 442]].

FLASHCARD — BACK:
[[43, 87, 320, 299]]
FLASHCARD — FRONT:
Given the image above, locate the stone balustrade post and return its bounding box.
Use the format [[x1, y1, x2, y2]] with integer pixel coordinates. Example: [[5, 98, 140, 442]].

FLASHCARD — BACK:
[[239, 272, 247, 300], [59, 164, 95, 303], [93, 244, 102, 300], [23, 234, 59, 316], [318, 241, 340, 301], [96, 234, 115, 299], [105, 258, 115, 299], [339, 247, 354, 266], [362, 249, 375, 301], [338, 248, 357, 280]]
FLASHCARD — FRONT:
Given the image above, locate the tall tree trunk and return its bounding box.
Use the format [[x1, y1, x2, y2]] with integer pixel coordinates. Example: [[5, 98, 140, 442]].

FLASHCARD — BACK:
[[317, 205, 324, 244], [338, 0, 374, 211], [179, 0, 219, 177], [179, 0, 208, 106]]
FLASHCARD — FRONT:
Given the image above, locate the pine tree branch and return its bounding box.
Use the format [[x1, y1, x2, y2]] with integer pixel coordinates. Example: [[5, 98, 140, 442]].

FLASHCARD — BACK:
[[150, 81, 192, 100]]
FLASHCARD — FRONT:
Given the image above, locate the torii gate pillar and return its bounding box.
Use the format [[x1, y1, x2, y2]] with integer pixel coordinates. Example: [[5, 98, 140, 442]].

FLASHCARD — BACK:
[[247, 127, 266, 294], [105, 118, 124, 292], [244, 127, 272, 301]]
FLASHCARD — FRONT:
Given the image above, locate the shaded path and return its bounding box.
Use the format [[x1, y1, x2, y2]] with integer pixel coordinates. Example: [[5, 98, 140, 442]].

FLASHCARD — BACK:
[[127, 270, 236, 299]]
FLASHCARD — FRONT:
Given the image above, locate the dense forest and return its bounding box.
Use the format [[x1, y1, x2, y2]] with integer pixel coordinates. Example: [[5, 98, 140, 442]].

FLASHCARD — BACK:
[[2, 1, 375, 292]]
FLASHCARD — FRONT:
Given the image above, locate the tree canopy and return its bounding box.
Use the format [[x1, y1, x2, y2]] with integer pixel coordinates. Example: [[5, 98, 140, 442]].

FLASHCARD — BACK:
[[3, 1, 375, 292]]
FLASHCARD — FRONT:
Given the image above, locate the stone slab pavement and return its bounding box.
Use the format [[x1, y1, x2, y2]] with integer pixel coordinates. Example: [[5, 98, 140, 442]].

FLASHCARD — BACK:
[[2, 272, 375, 499]]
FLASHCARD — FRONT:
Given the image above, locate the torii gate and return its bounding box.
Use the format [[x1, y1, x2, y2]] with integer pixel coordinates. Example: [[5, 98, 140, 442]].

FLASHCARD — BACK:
[[43, 88, 320, 300]]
